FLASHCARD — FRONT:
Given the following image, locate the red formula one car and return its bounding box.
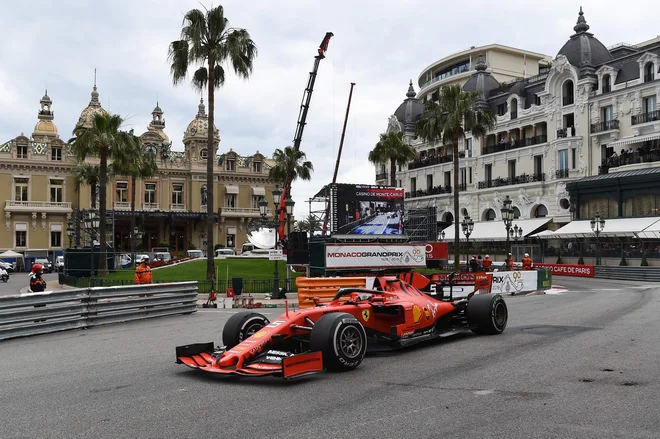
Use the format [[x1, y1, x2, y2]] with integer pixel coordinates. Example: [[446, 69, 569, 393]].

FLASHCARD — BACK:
[[175, 274, 508, 378]]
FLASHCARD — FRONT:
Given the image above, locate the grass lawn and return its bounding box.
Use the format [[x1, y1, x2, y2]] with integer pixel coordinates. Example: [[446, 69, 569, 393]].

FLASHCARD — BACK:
[[103, 258, 295, 282]]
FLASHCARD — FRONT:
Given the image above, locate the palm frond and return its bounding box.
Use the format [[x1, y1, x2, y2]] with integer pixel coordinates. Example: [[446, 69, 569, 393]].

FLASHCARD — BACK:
[[192, 66, 208, 90]]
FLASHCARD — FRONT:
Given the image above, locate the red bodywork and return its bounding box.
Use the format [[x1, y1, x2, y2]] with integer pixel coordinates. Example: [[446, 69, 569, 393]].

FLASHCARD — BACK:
[[176, 277, 483, 378]]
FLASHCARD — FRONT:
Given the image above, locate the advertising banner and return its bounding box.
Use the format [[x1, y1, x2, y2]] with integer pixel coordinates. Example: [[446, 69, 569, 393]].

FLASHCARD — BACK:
[[332, 184, 405, 236], [325, 244, 426, 269], [534, 263, 594, 277], [536, 268, 552, 290], [490, 271, 538, 295], [424, 242, 449, 260]]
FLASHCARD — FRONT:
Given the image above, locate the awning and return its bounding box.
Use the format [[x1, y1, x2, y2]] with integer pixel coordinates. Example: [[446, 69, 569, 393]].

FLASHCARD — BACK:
[[226, 226, 237, 235], [50, 224, 62, 232], [225, 185, 239, 194], [608, 132, 660, 148], [550, 216, 660, 239], [441, 218, 552, 241], [15, 223, 27, 232], [529, 230, 555, 238], [251, 186, 265, 196], [637, 219, 660, 239]]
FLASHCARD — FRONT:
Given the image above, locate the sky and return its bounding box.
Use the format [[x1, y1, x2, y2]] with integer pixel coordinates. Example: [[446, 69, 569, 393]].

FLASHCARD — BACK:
[[1, 0, 659, 220]]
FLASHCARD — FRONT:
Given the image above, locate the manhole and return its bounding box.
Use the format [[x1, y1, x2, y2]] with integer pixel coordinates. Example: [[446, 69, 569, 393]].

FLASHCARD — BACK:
[[580, 378, 594, 383]]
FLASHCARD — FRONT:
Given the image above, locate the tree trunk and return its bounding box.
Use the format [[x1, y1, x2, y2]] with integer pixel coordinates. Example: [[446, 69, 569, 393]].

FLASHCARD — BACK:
[[131, 174, 137, 267], [390, 157, 397, 187], [206, 57, 216, 282], [99, 147, 108, 274], [453, 137, 460, 273]]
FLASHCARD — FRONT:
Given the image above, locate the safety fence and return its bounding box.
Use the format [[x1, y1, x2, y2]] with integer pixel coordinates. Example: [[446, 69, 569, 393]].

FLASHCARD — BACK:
[[0, 282, 198, 341], [594, 266, 660, 282]]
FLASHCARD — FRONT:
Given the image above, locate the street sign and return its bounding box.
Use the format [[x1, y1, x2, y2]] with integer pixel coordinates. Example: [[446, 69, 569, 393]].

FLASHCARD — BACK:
[[269, 249, 286, 261]]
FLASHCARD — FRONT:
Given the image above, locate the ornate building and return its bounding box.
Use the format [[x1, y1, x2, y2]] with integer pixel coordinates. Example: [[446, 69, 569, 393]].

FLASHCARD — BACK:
[[379, 8, 660, 244], [0, 84, 277, 259]]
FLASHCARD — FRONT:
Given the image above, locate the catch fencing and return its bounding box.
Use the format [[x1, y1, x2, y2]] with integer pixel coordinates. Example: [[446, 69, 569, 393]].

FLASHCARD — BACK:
[[0, 282, 198, 341]]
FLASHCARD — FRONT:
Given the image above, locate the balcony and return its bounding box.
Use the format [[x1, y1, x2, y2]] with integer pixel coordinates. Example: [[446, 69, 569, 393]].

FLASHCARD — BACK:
[[420, 64, 471, 89], [221, 207, 270, 218], [562, 95, 574, 106], [375, 172, 388, 181], [169, 203, 186, 211], [632, 110, 660, 126], [4, 200, 72, 213], [113, 201, 131, 210], [557, 127, 577, 138], [482, 135, 548, 156], [601, 149, 660, 172], [142, 202, 160, 211], [405, 185, 452, 199], [555, 169, 570, 179], [591, 120, 619, 133], [477, 173, 545, 189], [644, 73, 655, 83], [408, 154, 452, 170]]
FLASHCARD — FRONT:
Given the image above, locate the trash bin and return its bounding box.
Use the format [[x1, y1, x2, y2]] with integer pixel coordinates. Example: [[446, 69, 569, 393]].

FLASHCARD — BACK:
[[231, 278, 243, 296]]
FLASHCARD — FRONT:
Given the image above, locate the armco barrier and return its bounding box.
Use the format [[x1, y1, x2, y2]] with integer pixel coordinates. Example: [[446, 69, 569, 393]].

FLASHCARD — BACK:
[[0, 282, 198, 341], [594, 266, 660, 282]]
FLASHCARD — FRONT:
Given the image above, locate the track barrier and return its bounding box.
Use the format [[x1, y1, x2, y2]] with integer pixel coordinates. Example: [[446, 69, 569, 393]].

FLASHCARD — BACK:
[[0, 282, 198, 341]]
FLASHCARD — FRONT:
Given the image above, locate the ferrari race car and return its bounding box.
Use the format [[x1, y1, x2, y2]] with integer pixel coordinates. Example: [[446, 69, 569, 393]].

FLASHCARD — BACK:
[[175, 274, 508, 379]]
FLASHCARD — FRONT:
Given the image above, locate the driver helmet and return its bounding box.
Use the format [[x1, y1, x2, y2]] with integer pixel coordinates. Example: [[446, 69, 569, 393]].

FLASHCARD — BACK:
[[32, 263, 43, 274], [525, 253, 530, 257]]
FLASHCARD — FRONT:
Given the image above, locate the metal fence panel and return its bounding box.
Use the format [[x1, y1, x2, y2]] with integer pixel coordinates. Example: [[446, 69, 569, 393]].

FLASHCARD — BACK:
[[594, 266, 660, 282]]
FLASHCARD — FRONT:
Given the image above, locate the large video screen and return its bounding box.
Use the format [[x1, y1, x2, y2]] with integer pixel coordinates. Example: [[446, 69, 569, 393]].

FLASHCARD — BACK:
[[332, 184, 405, 235]]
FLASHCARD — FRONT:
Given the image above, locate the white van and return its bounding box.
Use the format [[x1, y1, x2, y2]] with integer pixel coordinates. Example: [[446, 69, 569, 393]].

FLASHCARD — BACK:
[[215, 248, 236, 258], [186, 250, 204, 259]]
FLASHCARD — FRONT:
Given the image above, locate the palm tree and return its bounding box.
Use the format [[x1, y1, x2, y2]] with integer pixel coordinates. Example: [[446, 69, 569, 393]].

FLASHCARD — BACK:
[[368, 131, 417, 187], [72, 163, 100, 210], [416, 84, 496, 272], [168, 5, 257, 281], [69, 113, 135, 273], [268, 146, 314, 189], [112, 135, 158, 264], [293, 215, 321, 238]]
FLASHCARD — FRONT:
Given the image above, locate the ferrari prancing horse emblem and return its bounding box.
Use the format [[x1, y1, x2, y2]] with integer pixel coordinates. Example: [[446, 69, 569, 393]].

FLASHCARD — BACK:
[[362, 310, 370, 322]]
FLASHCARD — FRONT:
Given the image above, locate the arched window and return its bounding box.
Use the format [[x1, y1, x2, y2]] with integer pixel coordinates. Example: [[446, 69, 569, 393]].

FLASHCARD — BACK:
[[484, 209, 496, 221], [513, 207, 521, 219], [602, 74, 611, 93], [510, 98, 518, 119], [534, 205, 548, 218], [562, 80, 574, 106], [644, 62, 655, 82], [444, 212, 454, 224]]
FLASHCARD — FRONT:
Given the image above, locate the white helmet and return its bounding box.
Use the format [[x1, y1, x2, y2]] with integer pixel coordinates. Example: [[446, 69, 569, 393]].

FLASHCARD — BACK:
[[141, 255, 150, 263], [524, 253, 529, 257], [485, 255, 489, 258]]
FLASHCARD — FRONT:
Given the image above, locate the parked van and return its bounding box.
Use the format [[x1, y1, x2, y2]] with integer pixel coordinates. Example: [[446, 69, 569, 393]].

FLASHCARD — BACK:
[[154, 252, 171, 262], [215, 248, 236, 258], [240, 242, 255, 254], [186, 250, 204, 259], [55, 256, 65, 272]]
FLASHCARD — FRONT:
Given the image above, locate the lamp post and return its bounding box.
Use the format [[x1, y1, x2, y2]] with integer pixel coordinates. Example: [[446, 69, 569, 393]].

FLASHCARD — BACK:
[[500, 195, 514, 256], [510, 224, 523, 261], [259, 186, 283, 297], [132, 226, 143, 267], [285, 197, 295, 292], [66, 221, 74, 249], [590, 212, 605, 265], [461, 215, 474, 267], [439, 230, 446, 240], [86, 210, 100, 281]]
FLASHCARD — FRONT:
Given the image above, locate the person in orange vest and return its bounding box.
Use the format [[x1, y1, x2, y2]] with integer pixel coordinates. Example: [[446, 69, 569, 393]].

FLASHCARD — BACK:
[[506, 253, 514, 271], [134, 256, 153, 284], [522, 253, 533, 270], [482, 254, 492, 272]]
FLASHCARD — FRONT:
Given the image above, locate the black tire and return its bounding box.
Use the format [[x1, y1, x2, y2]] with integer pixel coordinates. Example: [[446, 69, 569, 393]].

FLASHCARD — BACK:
[[466, 293, 508, 335], [309, 312, 367, 372], [222, 311, 270, 349]]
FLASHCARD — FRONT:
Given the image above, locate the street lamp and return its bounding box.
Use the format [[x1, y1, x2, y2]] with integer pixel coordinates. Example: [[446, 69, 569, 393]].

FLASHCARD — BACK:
[[259, 187, 284, 298], [510, 224, 523, 242], [461, 215, 474, 267], [439, 230, 446, 240], [285, 197, 295, 292], [132, 226, 143, 267], [66, 220, 74, 248], [501, 195, 514, 255], [590, 212, 605, 265], [86, 210, 100, 280]]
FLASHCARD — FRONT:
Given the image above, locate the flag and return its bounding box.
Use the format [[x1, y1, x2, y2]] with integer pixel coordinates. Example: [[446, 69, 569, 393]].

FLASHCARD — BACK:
[[523, 55, 527, 79]]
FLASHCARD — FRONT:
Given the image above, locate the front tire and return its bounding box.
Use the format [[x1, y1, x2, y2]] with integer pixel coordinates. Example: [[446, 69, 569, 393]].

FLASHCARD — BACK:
[[222, 311, 270, 349], [310, 312, 367, 372], [466, 294, 508, 335]]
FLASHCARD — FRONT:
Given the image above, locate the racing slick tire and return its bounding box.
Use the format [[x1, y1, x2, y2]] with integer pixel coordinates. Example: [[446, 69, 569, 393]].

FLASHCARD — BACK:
[[309, 312, 367, 372], [466, 293, 508, 335], [222, 312, 270, 349]]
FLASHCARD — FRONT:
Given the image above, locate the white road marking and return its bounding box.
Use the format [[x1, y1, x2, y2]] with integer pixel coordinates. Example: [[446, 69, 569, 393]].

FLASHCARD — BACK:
[[474, 389, 495, 395]]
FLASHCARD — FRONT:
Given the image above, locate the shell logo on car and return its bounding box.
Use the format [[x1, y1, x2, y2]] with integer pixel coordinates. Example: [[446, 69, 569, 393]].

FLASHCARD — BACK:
[[412, 305, 422, 324]]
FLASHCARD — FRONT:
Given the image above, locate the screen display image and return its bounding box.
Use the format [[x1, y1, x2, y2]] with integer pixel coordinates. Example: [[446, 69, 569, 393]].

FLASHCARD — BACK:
[[334, 185, 405, 235]]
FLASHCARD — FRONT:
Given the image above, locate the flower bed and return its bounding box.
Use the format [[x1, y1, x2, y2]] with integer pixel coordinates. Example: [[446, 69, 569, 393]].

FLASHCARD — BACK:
[[149, 257, 192, 269]]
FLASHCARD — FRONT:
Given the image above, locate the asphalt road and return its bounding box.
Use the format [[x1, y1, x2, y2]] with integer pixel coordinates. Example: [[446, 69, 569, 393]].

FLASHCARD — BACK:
[[2, 277, 660, 438], [0, 271, 59, 296]]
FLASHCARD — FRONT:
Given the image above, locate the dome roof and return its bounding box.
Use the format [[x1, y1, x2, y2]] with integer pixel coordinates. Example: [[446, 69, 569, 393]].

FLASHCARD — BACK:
[[77, 85, 108, 129], [557, 8, 612, 69], [393, 81, 423, 132], [34, 120, 58, 135], [508, 82, 527, 97], [183, 98, 219, 140], [462, 53, 500, 95]]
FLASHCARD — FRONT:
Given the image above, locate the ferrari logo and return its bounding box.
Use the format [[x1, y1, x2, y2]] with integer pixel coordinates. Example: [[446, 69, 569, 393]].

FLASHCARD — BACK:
[[362, 310, 370, 322]]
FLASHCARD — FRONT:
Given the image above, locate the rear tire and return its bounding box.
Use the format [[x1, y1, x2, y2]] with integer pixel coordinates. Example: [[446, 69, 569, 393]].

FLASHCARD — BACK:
[[310, 312, 367, 372], [222, 311, 270, 349], [466, 294, 508, 335]]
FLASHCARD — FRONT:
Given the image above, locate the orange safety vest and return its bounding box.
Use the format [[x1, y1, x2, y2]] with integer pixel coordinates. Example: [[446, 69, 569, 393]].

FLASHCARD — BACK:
[[482, 258, 492, 270], [507, 258, 514, 271], [134, 264, 153, 284], [522, 257, 533, 270]]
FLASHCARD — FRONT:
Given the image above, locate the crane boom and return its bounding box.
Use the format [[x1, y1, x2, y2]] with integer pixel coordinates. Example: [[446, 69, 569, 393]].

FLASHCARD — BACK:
[[278, 32, 333, 239]]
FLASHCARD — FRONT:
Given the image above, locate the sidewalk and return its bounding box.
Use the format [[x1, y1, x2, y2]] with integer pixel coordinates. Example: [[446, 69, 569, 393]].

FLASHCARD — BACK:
[[19, 282, 75, 295]]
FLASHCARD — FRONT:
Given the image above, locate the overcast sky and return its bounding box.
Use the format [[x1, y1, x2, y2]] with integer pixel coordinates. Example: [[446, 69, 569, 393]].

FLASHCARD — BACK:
[[1, 0, 659, 220]]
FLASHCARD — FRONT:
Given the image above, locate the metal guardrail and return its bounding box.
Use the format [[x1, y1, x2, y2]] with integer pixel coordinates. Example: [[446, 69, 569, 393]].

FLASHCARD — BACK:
[[594, 266, 660, 282], [0, 282, 198, 341]]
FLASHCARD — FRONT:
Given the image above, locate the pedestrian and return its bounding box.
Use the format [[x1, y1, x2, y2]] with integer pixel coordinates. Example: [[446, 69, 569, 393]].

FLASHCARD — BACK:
[[506, 253, 514, 271], [482, 254, 492, 272], [29, 263, 47, 292], [522, 253, 533, 270], [477, 255, 483, 271], [134, 256, 153, 284], [469, 256, 479, 273]]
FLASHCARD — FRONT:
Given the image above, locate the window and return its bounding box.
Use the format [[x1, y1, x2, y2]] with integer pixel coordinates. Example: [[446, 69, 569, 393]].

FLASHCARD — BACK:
[[50, 224, 62, 248], [562, 80, 574, 106], [508, 160, 516, 180], [251, 195, 262, 209], [17, 144, 28, 159], [602, 74, 611, 93], [513, 207, 521, 219], [644, 96, 657, 114], [468, 167, 472, 184], [51, 146, 62, 161], [50, 179, 63, 203], [534, 95, 542, 106], [225, 194, 236, 208], [644, 62, 655, 83], [15, 223, 27, 247], [426, 174, 433, 189], [465, 138, 473, 157], [410, 177, 417, 193], [253, 161, 262, 173], [226, 158, 235, 171], [559, 150, 569, 171], [510, 99, 518, 119], [534, 155, 543, 177], [144, 183, 156, 203], [14, 178, 28, 201], [398, 164, 402, 172], [444, 171, 451, 187], [460, 168, 466, 187], [485, 164, 492, 183], [226, 234, 235, 248], [534, 205, 548, 218], [172, 183, 184, 205], [116, 181, 128, 202], [602, 106, 613, 122], [200, 149, 208, 159], [485, 209, 496, 221], [571, 148, 576, 170], [497, 103, 507, 116]]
